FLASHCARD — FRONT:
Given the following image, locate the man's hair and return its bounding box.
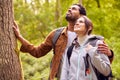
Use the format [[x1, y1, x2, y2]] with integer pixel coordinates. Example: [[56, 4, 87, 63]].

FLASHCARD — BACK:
[[73, 4, 86, 16]]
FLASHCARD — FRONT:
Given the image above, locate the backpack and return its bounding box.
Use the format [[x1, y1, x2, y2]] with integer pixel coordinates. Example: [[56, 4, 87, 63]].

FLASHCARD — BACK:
[[67, 36, 113, 80], [52, 27, 64, 53], [50, 27, 64, 78]]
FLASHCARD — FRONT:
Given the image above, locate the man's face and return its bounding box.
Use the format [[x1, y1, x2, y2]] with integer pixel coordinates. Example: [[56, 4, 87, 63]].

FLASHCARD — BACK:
[[66, 5, 81, 22]]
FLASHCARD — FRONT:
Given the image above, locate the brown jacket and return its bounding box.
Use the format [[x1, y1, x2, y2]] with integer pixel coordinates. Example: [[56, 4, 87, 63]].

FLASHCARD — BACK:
[[20, 27, 68, 80]]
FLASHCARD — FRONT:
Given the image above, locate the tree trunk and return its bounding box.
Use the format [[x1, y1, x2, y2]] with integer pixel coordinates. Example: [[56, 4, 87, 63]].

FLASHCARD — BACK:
[[95, 0, 101, 8], [0, 0, 23, 80], [79, 0, 82, 5], [55, 0, 61, 26], [45, 0, 49, 5]]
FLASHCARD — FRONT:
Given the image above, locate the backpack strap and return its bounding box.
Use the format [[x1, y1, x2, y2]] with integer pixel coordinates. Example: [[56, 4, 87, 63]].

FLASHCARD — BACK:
[[52, 27, 64, 54], [67, 43, 75, 65], [83, 54, 90, 76], [85, 36, 101, 47], [67, 38, 78, 65], [84, 38, 99, 76]]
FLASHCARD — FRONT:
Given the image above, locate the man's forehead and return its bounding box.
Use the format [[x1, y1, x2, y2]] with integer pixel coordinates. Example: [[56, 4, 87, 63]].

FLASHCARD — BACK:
[[70, 5, 80, 9]]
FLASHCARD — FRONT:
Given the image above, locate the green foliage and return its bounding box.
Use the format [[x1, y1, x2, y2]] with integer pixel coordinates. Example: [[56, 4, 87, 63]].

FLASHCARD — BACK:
[[85, 0, 120, 79], [20, 50, 53, 80], [14, 0, 120, 80], [106, 37, 120, 80]]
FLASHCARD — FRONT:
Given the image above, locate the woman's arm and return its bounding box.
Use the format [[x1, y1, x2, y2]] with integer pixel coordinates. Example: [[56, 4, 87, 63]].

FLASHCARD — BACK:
[[98, 42, 114, 63], [87, 40, 111, 76]]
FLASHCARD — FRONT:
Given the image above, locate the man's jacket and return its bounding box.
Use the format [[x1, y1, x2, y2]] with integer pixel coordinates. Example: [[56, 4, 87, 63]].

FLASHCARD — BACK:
[[20, 27, 68, 80]]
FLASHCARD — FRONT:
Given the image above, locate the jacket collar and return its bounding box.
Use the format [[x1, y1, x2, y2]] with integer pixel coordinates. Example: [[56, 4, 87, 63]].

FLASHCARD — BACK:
[[61, 27, 68, 37], [73, 35, 104, 48]]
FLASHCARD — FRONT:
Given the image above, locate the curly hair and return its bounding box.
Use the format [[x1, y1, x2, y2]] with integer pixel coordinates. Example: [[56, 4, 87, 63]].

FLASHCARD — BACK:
[[73, 4, 86, 16]]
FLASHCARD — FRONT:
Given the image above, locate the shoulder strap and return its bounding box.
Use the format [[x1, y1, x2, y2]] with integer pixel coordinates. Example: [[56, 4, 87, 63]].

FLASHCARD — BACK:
[[52, 27, 64, 54], [86, 36, 100, 47], [67, 44, 75, 65], [89, 39, 98, 47]]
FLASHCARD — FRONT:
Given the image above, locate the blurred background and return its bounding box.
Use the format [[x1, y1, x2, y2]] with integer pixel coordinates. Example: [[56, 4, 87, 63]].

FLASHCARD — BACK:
[[14, 0, 120, 80]]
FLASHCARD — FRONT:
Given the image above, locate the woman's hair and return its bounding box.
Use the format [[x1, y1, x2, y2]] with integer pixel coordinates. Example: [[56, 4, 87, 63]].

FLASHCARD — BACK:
[[82, 16, 93, 35]]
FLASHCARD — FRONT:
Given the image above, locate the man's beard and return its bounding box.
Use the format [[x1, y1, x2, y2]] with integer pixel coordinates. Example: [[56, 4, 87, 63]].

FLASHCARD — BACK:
[[65, 15, 78, 22]]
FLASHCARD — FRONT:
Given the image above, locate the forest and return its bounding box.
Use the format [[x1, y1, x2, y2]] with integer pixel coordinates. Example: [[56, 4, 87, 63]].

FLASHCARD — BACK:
[[1, 0, 120, 80]]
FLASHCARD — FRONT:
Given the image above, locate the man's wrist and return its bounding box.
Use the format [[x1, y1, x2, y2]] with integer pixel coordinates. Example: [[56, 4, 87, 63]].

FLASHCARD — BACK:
[[108, 50, 114, 58]]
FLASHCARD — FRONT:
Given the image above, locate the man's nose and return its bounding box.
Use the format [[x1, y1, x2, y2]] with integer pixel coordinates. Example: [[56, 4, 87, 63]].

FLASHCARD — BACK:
[[68, 8, 71, 12]]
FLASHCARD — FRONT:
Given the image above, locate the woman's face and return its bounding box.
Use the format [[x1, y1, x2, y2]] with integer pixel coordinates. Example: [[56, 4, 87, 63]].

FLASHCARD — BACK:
[[74, 17, 87, 36]]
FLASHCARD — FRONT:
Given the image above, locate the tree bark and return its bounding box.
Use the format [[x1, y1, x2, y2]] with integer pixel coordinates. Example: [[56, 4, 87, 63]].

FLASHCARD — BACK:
[[79, 0, 82, 5], [55, 0, 61, 26], [95, 0, 101, 8], [0, 0, 23, 80], [45, 0, 49, 5]]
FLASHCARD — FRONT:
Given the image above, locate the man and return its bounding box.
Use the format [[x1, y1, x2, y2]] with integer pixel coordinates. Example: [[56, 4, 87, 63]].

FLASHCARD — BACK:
[[13, 4, 113, 80]]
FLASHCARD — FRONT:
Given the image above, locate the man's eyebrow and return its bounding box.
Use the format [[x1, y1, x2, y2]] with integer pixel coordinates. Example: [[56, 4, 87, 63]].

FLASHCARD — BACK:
[[71, 6, 78, 9]]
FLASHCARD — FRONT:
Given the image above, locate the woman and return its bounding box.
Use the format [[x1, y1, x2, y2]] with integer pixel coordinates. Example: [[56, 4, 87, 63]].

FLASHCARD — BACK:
[[60, 16, 111, 80]]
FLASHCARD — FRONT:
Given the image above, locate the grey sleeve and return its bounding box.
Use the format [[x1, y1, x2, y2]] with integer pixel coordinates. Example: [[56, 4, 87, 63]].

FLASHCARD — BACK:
[[88, 40, 111, 76]]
